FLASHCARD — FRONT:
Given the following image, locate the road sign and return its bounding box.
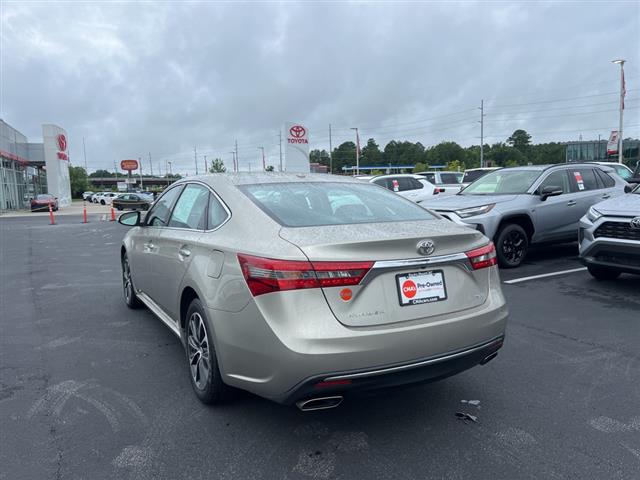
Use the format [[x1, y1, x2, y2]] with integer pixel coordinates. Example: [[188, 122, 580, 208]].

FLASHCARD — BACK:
[[121, 159, 139, 171]]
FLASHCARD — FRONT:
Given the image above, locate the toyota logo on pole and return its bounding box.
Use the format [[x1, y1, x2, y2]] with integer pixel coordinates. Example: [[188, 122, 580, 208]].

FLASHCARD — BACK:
[[631, 217, 640, 229], [57, 134, 67, 152], [290, 125, 306, 138]]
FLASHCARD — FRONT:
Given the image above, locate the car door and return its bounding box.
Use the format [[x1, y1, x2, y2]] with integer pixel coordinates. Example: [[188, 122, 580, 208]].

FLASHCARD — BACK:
[[568, 167, 608, 216], [129, 185, 183, 299], [532, 169, 578, 242], [151, 183, 210, 321]]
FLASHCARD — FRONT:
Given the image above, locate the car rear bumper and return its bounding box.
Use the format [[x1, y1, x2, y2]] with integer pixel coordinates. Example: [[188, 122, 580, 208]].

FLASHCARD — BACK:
[[207, 272, 508, 402], [272, 335, 505, 405]]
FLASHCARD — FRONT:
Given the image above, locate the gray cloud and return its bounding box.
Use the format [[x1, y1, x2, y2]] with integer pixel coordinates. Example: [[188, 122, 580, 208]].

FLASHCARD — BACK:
[[1, 1, 639, 174]]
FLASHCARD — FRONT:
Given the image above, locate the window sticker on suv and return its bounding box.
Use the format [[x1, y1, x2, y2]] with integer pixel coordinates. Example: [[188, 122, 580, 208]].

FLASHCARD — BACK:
[[573, 171, 584, 190]]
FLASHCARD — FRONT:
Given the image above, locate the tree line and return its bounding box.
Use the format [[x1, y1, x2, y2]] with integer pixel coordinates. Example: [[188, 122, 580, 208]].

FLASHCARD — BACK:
[[311, 129, 568, 173]]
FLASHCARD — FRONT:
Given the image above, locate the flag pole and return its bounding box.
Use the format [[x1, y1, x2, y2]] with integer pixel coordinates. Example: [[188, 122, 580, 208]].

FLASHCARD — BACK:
[[612, 59, 626, 164]]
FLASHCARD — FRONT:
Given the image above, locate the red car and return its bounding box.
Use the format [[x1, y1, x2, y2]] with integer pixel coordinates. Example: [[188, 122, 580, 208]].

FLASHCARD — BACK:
[[30, 194, 59, 212]]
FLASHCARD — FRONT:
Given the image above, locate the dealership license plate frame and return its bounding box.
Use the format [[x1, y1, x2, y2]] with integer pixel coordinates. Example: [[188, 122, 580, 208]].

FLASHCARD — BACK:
[[396, 270, 448, 306]]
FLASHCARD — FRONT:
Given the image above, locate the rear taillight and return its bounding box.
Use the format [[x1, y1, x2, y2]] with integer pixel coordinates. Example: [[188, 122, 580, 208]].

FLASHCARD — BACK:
[[465, 242, 497, 270], [237, 254, 373, 296]]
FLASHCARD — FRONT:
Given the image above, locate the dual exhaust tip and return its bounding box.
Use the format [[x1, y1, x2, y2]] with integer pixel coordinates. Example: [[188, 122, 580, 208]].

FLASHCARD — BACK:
[[295, 352, 499, 411], [296, 396, 343, 411]]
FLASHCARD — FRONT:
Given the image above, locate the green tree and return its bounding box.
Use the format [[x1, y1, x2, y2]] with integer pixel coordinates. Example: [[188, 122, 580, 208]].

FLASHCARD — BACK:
[[69, 166, 89, 198], [446, 160, 465, 172], [485, 143, 526, 167], [310, 149, 330, 167], [331, 142, 357, 173], [424, 142, 466, 166], [361, 138, 383, 166], [413, 162, 428, 173], [89, 169, 115, 178], [265, 165, 275, 172], [507, 129, 532, 153], [208, 158, 226, 173]]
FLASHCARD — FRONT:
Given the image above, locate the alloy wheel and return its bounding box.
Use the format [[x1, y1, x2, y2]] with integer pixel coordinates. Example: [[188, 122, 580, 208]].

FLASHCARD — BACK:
[[187, 313, 210, 390], [501, 230, 526, 264], [122, 257, 133, 303]]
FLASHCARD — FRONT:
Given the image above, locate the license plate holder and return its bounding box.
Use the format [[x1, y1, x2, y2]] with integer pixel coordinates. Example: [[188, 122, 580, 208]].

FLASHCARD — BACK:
[[396, 270, 447, 306]]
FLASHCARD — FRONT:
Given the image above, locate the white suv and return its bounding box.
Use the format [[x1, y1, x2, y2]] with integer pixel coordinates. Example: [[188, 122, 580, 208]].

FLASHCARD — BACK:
[[368, 174, 438, 203]]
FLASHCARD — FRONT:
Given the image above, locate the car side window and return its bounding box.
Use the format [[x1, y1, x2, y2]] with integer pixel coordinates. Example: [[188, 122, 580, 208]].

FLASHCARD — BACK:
[[130, 194, 139, 201], [423, 173, 436, 183], [396, 177, 414, 191], [440, 173, 460, 184], [539, 170, 570, 194], [208, 192, 229, 230], [410, 178, 424, 189], [373, 178, 389, 189], [595, 169, 616, 188], [569, 168, 599, 192], [168, 184, 209, 230], [145, 185, 183, 227]]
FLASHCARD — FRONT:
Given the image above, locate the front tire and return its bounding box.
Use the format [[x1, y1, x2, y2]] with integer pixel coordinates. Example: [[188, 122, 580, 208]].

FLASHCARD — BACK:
[[587, 265, 621, 281], [185, 299, 232, 405], [495, 224, 528, 268], [122, 253, 143, 309]]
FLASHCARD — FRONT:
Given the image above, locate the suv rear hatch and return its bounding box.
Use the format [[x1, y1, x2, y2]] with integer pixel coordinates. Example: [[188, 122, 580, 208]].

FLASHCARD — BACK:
[[279, 220, 493, 327]]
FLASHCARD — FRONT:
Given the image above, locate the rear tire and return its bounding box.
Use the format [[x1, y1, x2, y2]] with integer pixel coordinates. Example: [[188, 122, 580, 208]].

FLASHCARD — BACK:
[[185, 299, 233, 405], [587, 265, 621, 281], [122, 252, 143, 309], [495, 224, 528, 268]]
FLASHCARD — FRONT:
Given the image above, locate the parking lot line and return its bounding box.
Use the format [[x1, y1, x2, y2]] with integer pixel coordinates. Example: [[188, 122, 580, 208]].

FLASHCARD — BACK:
[[503, 267, 587, 285]]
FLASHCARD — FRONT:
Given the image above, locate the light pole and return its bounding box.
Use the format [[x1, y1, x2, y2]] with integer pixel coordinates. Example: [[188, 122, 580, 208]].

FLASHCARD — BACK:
[[612, 59, 626, 164], [258, 147, 265, 171], [168, 161, 172, 175], [350, 127, 360, 175]]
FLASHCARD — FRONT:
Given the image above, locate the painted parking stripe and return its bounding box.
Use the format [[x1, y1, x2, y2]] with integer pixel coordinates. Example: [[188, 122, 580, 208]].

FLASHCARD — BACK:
[[503, 267, 587, 285]]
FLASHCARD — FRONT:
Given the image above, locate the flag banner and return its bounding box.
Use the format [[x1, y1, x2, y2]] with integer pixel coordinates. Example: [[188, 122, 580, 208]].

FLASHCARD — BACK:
[[607, 130, 619, 155]]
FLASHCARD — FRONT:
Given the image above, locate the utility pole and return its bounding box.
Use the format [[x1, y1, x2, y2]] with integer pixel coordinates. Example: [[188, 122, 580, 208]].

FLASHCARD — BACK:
[[82, 136, 88, 172], [235, 139, 239, 172], [138, 156, 143, 190], [229, 151, 236, 172], [278, 131, 283, 171], [194, 146, 199, 175], [612, 59, 626, 164], [114, 160, 119, 181], [204, 155, 208, 174], [329, 124, 333, 174], [350, 127, 360, 175], [168, 161, 172, 175], [149, 152, 153, 176], [258, 147, 265, 170], [479, 99, 485, 168]]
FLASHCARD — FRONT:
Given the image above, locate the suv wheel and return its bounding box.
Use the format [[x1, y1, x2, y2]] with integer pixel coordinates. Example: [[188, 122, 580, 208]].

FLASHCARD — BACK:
[[587, 265, 621, 281], [122, 253, 143, 309], [185, 299, 232, 405], [495, 224, 528, 268]]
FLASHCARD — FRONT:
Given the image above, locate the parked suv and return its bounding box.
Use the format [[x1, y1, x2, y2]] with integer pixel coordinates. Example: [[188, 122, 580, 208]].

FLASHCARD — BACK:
[[423, 164, 628, 267], [417, 171, 464, 196], [579, 183, 640, 280], [368, 174, 438, 203]]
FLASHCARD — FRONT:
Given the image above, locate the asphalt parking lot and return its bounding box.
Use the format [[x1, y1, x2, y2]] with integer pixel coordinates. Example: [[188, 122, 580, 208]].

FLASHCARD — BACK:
[[1, 215, 639, 480]]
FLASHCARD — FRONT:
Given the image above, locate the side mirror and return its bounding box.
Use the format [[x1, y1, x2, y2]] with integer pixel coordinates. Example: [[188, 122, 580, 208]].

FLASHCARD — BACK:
[[624, 185, 633, 193], [539, 185, 563, 201], [118, 211, 141, 226]]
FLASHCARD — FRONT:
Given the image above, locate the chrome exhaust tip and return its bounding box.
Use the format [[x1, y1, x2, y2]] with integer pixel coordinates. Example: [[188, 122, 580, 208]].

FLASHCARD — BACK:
[[480, 351, 498, 365], [296, 396, 343, 411]]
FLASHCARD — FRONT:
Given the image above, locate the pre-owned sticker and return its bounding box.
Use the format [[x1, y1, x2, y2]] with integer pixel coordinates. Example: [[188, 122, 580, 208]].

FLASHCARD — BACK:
[[573, 171, 585, 190]]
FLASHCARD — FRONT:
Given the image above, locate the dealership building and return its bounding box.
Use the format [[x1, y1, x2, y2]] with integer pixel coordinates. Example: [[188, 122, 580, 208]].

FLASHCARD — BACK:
[[1, 119, 71, 212]]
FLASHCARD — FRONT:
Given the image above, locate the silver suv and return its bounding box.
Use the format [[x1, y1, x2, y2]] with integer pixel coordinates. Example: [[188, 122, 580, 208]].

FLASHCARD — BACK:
[[424, 164, 628, 267], [579, 183, 640, 280]]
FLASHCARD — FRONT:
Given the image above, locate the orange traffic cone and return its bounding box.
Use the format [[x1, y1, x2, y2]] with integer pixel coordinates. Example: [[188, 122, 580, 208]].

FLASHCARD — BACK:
[[110, 206, 116, 221], [83, 201, 88, 223], [49, 203, 55, 225]]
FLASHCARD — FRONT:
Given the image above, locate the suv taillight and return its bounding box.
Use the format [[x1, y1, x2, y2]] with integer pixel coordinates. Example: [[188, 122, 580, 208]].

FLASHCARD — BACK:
[[237, 254, 373, 296], [465, 242, 497, 270]]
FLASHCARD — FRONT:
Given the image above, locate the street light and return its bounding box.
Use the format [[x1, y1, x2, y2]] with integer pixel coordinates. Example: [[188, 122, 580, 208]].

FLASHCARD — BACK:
[[350, 127, 360, 175], [612, 59, 626, 164]]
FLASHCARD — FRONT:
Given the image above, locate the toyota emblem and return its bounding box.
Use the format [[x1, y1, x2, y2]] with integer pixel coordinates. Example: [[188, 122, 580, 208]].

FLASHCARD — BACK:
[[417, 239, 435, 256], [57, 134, 67, 152], [290, 125, 306, 138], [631, 217, 640, 229]]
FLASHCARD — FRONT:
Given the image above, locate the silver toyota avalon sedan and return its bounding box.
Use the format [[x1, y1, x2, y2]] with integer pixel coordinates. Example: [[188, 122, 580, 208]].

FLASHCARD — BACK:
[[118, 173, 508, 410]]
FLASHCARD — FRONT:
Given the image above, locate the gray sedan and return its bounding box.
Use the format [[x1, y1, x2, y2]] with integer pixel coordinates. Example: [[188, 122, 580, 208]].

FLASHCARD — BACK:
[[118, 173, 508, 410], [579, 183, 640, 279]]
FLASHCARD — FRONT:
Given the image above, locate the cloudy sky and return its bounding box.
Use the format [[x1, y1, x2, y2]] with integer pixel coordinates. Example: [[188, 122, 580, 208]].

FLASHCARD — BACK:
[[2, 1, 639, 174]]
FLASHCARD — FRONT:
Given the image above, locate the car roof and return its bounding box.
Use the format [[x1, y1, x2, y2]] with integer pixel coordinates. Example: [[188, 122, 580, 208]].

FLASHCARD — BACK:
[[464, 167, 501, 172], [176, 173, 360, 189]]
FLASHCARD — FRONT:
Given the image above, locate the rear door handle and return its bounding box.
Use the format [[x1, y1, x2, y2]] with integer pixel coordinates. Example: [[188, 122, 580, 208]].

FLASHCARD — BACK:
[[567, 201, 577, 206], [143, 242, 155, 252], [178, 247, 191, 259], [602, 194, 611, 199]]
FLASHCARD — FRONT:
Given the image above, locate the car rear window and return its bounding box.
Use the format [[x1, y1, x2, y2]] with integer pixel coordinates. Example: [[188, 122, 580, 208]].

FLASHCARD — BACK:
[[239, 182, 437, 227]]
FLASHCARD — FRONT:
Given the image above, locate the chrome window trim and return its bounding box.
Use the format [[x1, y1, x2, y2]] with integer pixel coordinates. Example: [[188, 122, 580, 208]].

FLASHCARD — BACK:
[[144, 180, 232, 233], [361, 252, 471, 285]]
